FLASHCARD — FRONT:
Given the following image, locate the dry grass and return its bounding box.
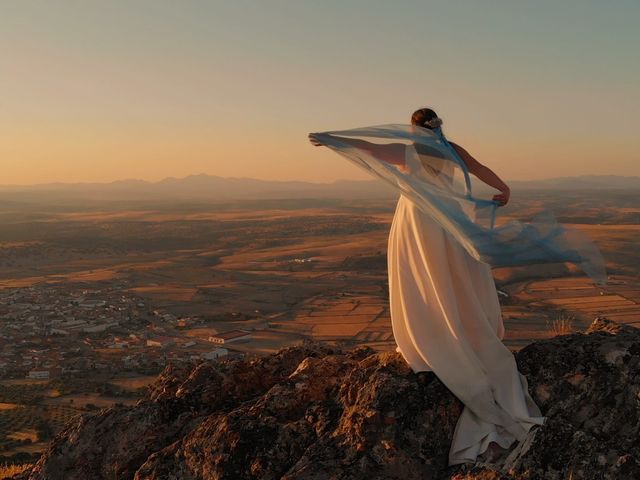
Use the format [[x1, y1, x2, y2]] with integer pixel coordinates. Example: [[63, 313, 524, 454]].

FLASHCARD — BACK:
[[0, 462, 32, 478], [546, 312, 576, 336]]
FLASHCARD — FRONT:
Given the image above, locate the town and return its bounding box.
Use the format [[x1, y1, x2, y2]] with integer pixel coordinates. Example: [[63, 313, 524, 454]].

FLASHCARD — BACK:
[[0, 284, 250, 382]]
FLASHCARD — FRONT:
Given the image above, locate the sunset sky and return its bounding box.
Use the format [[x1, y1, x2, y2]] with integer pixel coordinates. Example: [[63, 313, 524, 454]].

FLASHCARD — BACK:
[[2, 1, 639, 185]]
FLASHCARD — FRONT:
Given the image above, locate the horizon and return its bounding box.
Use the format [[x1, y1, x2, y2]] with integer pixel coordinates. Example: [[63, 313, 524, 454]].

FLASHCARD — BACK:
[[2, 1, 639, 185], [1, 171, 640, 189]]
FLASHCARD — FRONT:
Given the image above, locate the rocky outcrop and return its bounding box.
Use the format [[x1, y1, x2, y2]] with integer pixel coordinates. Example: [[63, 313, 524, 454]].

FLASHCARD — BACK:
[[12, 317, 640, 480]]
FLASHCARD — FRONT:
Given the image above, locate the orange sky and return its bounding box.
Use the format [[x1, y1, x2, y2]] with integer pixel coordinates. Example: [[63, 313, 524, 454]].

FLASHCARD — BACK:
[[1, 1, 639, 185]]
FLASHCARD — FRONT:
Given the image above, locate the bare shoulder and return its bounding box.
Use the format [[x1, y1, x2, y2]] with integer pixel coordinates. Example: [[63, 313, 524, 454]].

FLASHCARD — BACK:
[[448, 141, 481, 170]]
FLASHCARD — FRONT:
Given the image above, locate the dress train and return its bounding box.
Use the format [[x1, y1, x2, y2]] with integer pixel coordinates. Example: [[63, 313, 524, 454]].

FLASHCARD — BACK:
[[388, 193, 545, 465]]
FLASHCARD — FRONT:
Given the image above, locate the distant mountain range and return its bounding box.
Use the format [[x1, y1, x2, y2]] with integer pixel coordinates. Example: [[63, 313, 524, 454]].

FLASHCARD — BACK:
[[0, 174, 638, 203], [0, 174, 397, 203]]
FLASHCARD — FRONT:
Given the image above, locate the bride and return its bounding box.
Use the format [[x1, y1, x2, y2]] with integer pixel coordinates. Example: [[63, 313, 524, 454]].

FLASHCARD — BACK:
[[309, 108, 546, 465]]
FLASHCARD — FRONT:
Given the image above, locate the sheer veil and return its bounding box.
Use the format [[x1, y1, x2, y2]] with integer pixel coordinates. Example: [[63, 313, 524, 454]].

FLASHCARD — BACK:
[[311, 124, 607, 286]]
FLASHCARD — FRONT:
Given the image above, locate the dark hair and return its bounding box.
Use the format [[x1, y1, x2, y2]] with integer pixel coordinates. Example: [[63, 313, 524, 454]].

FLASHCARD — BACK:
[[411, 108, 438, 129]]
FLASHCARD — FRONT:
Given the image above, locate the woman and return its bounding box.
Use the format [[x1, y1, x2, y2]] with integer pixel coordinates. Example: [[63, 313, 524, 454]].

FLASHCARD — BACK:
[[309, 108, 545, 466]]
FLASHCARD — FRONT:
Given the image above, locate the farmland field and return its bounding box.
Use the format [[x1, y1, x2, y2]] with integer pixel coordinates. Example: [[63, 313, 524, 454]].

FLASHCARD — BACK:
[[0, 190, 638, 462]]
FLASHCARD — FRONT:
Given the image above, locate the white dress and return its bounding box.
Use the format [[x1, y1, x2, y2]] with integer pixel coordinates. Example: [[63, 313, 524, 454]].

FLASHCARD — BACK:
[[387, 150, 546, 465]]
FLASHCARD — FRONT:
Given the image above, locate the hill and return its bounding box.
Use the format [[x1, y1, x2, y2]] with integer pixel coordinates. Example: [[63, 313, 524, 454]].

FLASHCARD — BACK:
[[1, 174, 639, 205]]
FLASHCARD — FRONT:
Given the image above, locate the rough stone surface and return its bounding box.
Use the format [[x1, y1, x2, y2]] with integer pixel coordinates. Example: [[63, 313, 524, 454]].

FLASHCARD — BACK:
[[11, 317, 640, 480]]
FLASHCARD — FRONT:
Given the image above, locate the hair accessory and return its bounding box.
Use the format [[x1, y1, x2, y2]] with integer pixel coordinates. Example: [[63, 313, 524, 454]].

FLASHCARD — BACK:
[[425, 117, 443, 128]]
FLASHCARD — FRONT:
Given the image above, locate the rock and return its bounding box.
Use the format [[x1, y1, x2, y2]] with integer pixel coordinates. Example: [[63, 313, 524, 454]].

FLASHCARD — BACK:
[[497, 316, 640, 479], [13, 318, 640, 480]]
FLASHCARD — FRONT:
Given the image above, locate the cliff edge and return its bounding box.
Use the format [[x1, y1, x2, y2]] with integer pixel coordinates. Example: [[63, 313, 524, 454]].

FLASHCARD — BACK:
[[10, 317, 640, 480]]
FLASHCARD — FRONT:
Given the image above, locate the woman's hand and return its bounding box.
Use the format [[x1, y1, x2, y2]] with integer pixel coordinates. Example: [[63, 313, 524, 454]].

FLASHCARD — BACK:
[[308, 133, 323, 147], [493, 187, 510, 206]]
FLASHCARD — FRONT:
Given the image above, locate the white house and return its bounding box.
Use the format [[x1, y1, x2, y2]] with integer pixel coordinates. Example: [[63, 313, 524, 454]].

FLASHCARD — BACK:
[[201, 348, 228, 360]]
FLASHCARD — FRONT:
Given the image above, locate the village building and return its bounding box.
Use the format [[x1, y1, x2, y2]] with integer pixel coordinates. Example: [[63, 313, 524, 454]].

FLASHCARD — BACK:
[[207, 329, 252, 345], [79, 299, 107, 309], [200, 347, 228, 360], [27, 369, 50, 379]]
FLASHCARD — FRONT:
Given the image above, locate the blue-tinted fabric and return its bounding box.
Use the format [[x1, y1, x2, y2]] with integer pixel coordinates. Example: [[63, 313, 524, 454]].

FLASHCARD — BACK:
[[311, 124, 607, 286]]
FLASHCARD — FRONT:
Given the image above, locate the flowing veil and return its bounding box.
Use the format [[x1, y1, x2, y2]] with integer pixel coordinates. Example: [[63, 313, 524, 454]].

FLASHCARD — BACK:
[[311, 124, 607, 286]]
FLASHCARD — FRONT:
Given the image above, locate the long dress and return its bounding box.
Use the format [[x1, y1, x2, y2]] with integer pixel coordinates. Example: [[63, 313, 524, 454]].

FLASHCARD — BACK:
[[387, 150, 546, 466]]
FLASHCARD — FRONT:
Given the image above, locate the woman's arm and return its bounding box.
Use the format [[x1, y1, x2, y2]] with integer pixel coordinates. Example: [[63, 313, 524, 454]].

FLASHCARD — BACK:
[[450, 141, 510, 206], [309, 133, 406, 168]]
